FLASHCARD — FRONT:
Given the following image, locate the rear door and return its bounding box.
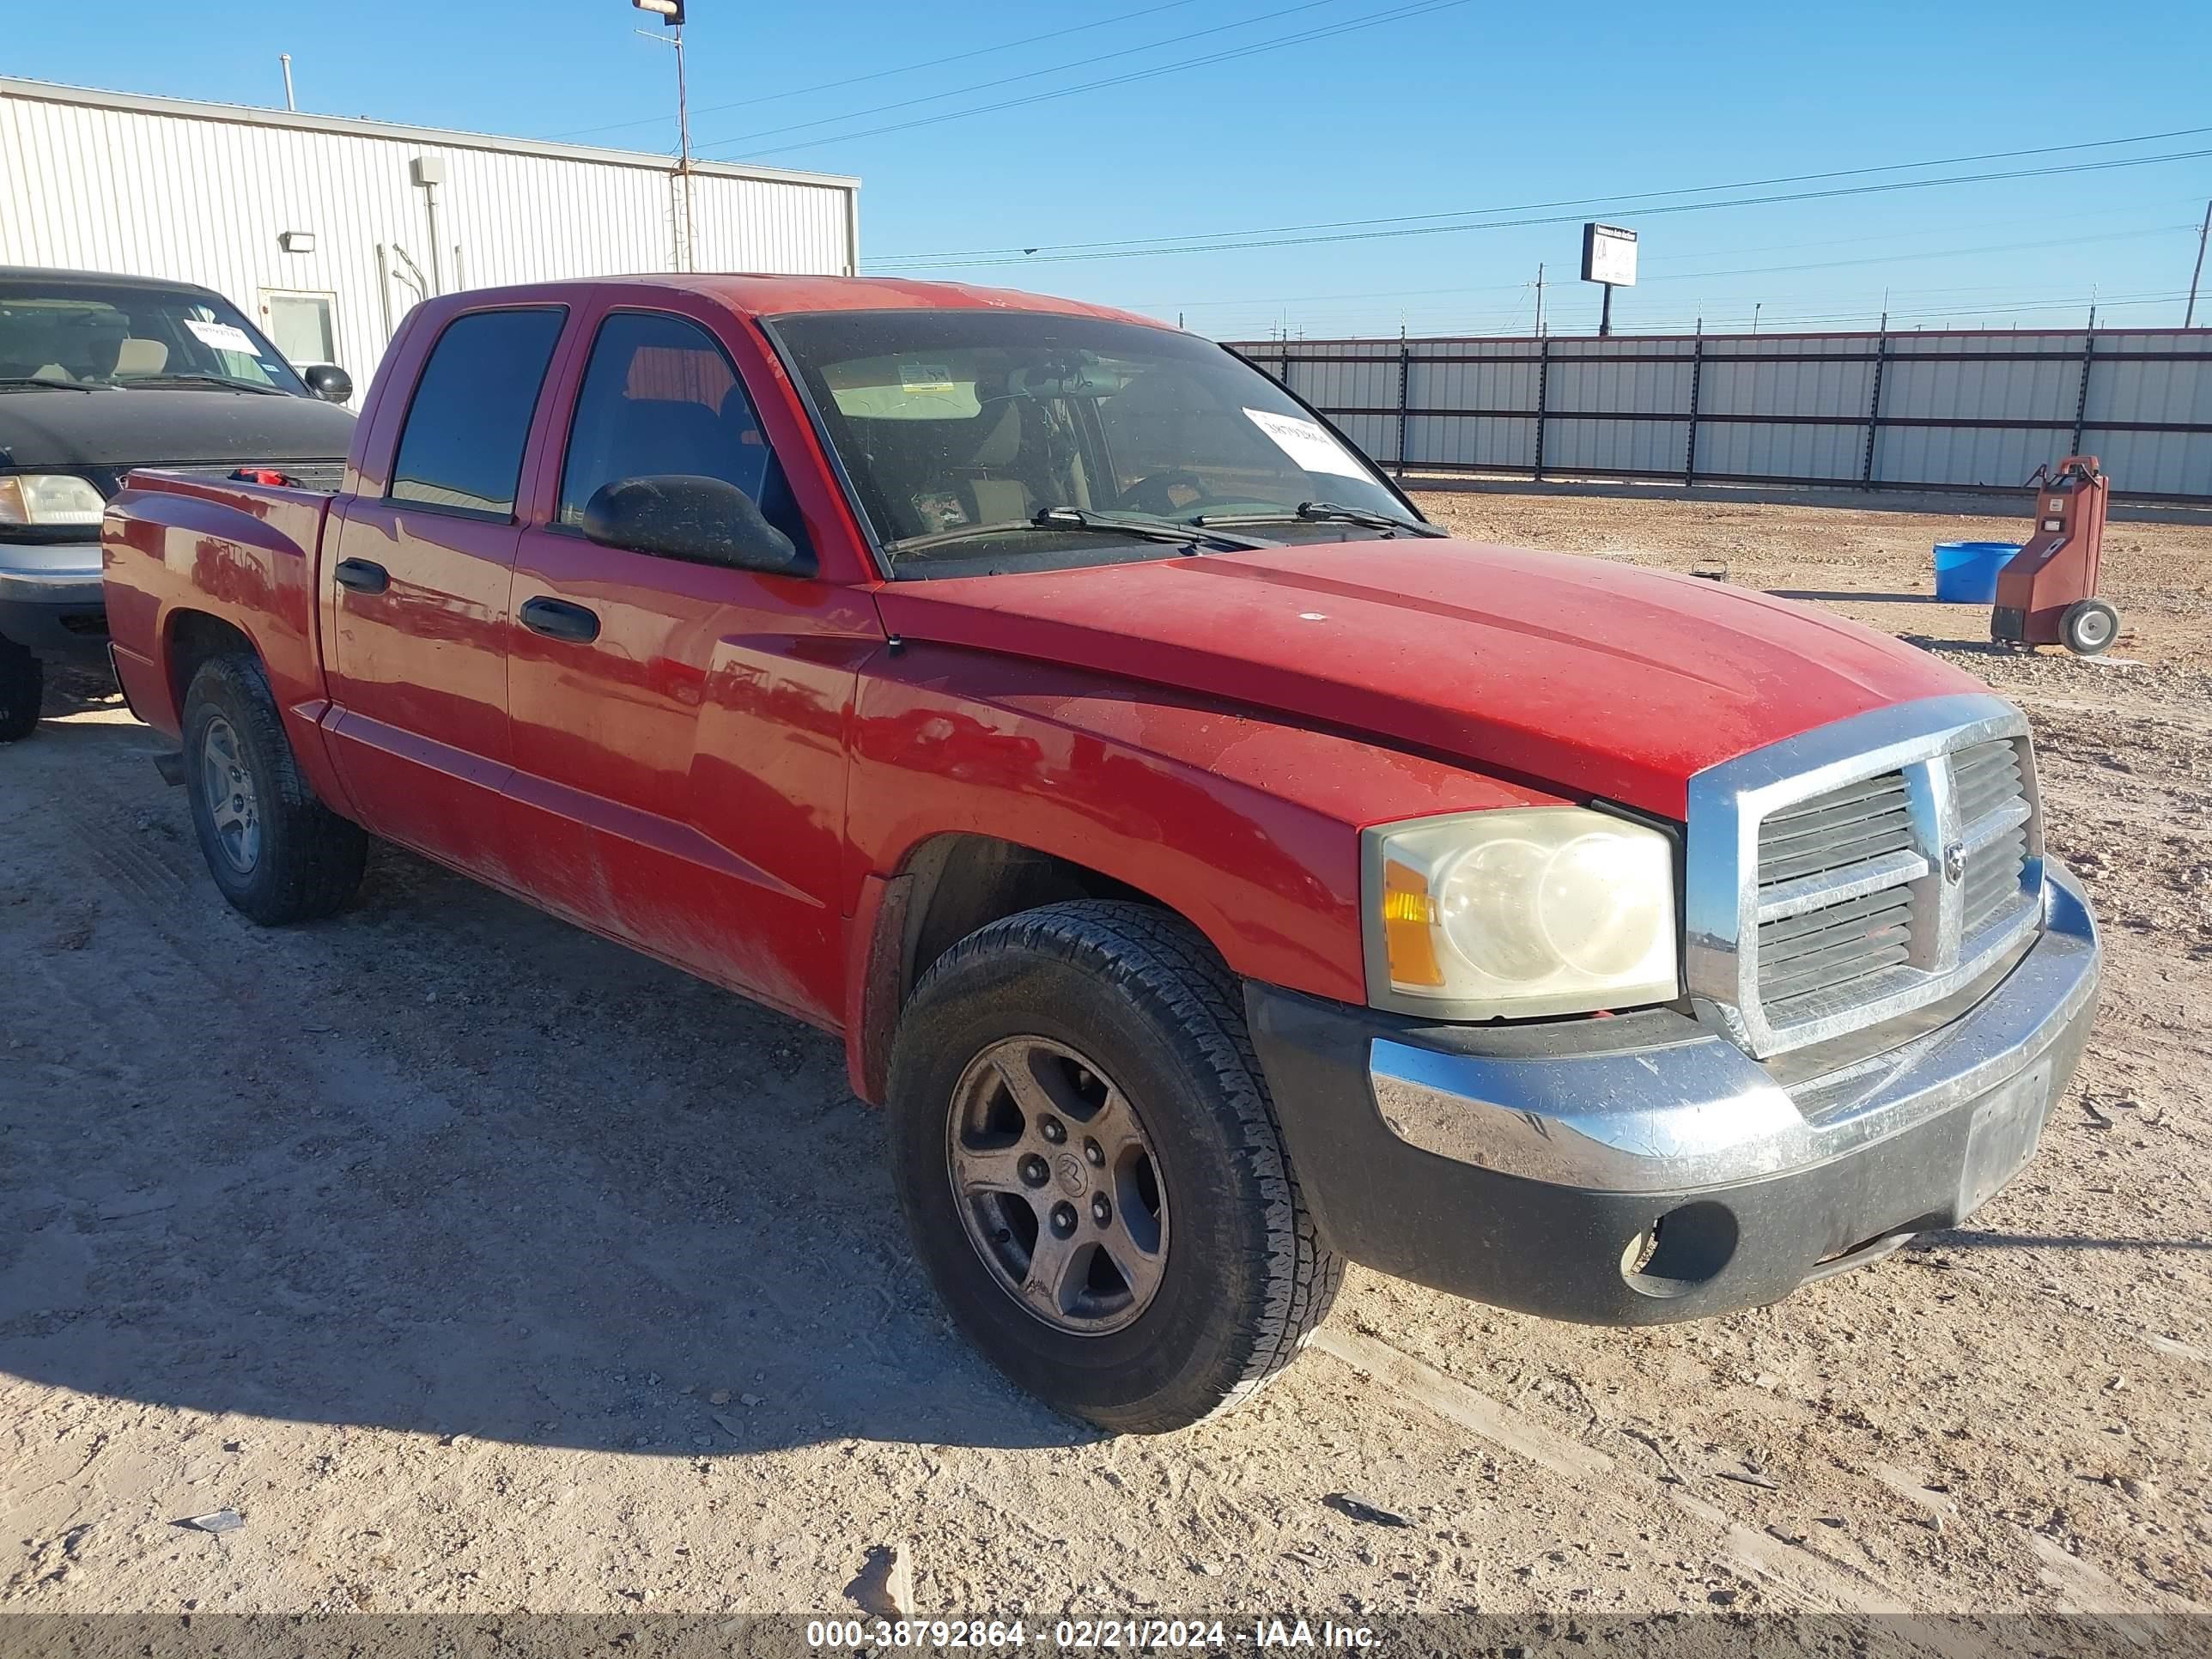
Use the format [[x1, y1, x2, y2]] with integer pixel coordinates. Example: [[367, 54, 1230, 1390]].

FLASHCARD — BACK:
[[321, 304, 569, 876], [502, 301, 882, 1025]]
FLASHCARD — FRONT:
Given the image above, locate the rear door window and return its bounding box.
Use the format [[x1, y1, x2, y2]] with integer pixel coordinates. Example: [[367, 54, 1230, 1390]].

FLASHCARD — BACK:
[[389, 308, 567, 518], [556, 311, 772, 526]]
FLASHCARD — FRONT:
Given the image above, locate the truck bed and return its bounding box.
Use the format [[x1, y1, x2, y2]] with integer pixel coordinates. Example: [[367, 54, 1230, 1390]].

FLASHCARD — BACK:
[[143, 459, 347, 495], [101, 465, 343, 745]]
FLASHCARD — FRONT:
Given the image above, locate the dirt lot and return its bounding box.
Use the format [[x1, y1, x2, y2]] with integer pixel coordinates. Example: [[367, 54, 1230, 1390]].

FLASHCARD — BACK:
[[3, 490, 2209, 1643]]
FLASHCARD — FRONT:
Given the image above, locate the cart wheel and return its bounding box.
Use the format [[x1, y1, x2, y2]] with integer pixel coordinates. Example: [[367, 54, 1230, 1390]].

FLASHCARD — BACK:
[[2059, 599, 2119, 656]]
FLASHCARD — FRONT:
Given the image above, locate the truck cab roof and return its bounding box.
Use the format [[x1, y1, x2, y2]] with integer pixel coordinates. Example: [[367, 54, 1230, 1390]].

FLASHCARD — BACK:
[[546, 272, 1169, 330]]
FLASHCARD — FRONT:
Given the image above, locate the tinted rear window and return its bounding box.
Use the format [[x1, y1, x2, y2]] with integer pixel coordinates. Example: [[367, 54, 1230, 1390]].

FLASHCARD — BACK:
[[389, 308, 566, 516]]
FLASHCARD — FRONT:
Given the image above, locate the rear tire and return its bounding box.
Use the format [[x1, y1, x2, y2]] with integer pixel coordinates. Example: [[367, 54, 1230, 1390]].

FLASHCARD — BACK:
[[888, 900, 1341, 1433], [2059, 598, 2119, 656], [182, 654, 368, 924], [0, 638, 41, 742]]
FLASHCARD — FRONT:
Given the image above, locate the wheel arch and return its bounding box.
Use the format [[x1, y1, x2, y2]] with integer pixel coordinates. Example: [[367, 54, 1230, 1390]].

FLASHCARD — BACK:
[[845, 831, 1199, 1104], [163, 608, 260, 719]]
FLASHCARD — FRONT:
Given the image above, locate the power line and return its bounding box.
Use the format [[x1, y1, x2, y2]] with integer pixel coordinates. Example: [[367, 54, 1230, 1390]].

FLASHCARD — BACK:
[[876, 146, 2212, 270], [874, 125, 2212, 265], [696, 0, 1348, 152], [541, 0, 1209, 140], [1141, 221, 2188, 313], [708, 0, 1474, 160]]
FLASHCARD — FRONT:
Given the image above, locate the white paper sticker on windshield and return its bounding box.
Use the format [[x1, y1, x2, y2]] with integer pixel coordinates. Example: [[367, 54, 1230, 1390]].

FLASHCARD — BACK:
[[898, 361, 957, 393], [185, 319, 260, 355], [1243, 407, 1366, 478]]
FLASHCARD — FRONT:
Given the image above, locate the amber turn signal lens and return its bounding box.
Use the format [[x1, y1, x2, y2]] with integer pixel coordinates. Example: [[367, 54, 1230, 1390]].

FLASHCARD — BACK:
[[1381, 858, 1445, 988]]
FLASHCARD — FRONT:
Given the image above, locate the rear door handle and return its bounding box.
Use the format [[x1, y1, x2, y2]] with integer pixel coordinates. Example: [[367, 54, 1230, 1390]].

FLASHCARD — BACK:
[[519, 596, 601, 644], [333, 558, 389, 594]]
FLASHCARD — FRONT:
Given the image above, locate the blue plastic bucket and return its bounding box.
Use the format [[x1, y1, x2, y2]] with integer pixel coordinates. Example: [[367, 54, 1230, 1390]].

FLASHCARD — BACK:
[[1933, 541, 2022, 605]]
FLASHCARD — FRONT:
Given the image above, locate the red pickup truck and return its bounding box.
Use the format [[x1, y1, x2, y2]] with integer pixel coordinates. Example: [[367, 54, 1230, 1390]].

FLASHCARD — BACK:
[[102, 276, 2100, 1431]]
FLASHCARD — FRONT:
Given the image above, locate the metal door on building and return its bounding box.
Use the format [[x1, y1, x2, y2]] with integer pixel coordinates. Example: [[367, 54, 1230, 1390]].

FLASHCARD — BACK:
[[258, 288, 339, 370]]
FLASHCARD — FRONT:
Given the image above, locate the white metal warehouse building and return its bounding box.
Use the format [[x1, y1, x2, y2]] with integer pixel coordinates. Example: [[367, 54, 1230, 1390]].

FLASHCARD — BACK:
[[0, 76, 860, 399]]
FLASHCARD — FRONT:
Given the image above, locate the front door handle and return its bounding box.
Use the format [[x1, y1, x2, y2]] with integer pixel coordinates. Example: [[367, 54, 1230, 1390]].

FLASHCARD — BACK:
[[333, 558, 389, 594], [519, 596, 601, 644]]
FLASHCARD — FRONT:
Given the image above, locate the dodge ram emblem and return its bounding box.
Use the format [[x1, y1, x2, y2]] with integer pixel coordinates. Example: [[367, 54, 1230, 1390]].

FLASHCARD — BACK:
[[1055, 1153, 1087, 1198], [1942, 840, 1968, 883]]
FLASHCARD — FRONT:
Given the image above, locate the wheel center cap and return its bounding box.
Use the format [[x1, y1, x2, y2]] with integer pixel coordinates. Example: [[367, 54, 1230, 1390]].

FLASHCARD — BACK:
[[1054, 1152, 1087, 1198]]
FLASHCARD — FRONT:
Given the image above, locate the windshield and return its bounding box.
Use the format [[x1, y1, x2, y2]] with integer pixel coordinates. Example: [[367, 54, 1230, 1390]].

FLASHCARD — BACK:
[[0, 279, 307, 395], [764, 309, 1420, 574]]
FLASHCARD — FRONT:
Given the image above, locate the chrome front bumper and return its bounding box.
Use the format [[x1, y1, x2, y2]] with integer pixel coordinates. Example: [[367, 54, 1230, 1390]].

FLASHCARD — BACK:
[[1247, 860, 2100, 1323], [1373, 859, 2099, 1194], [0, 539, 106, 656]]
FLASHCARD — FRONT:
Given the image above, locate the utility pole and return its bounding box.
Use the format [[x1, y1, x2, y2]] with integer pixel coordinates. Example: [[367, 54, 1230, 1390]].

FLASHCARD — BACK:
[[635, 0, 695, 272], [1532, 262, 1545, 337], [2187, 198, 2211, 328]]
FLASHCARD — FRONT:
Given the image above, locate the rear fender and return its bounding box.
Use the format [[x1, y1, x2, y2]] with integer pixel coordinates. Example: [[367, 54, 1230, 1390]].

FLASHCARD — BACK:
[[102, 476, 350, 810]]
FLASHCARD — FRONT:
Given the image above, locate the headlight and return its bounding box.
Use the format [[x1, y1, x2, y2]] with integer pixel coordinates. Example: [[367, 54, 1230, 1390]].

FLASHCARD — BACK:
[[1363, 807, 1679, 1019], [0, 474, 106, 527]]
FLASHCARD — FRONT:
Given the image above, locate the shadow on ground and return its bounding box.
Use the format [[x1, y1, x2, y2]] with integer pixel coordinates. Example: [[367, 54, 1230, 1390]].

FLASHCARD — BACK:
[[1, 708, 1078, 1456], [1765, 589, 1943, 605]]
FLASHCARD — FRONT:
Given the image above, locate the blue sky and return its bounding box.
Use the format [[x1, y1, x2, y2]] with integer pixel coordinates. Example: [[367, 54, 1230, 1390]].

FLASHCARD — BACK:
[[11, 1, 2211, 339]]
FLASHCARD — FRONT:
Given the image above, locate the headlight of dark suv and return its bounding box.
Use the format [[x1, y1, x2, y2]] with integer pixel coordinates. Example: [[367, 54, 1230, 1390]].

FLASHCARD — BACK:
[[0, 474, 107, 530]]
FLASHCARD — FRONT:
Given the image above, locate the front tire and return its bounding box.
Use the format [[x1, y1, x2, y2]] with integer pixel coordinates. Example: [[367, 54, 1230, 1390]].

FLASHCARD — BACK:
[[182, 654, 368, 924], [0, 638, 41, 742], [888, 901, 1341, 1433]]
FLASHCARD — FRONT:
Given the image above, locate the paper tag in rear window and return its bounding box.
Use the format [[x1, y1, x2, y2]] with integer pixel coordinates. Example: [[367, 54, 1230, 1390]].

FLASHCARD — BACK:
[[185, 319, 260, 355], [1243, 407, 1367, 479]]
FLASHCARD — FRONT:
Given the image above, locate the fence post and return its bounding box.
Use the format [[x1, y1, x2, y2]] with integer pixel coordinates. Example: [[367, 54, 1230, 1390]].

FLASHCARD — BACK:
[[1860, 331, 1889, 487], [1396, 340, 1413, 476], [2069, 331, 2095, 459], [1684, 334, 1704, 486], [1533, 336, 1551, 482]]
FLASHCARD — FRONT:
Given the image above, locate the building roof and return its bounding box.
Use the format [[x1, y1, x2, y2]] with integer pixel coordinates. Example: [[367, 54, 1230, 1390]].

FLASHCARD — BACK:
[[0, 75, 859, 194]]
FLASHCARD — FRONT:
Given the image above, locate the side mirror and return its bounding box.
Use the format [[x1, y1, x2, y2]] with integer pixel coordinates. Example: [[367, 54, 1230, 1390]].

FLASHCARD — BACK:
[[581, 475, 813, 576], [303, 363, 354, 404]]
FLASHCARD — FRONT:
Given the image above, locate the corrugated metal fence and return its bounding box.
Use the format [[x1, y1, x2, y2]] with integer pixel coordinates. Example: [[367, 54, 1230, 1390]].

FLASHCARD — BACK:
[[1231, 328, 2212, 502]]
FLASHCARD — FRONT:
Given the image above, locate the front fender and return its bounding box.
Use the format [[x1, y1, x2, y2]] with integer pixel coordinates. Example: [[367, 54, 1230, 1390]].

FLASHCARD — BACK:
[[845, 644, 1561, 1005]]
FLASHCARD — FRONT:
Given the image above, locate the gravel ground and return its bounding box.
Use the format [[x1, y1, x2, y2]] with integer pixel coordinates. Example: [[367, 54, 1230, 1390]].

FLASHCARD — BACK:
[[3, 489, 2208, 1643]]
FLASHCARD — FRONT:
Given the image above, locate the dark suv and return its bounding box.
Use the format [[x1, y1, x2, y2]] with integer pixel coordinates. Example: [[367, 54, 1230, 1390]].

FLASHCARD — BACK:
[[0, 267, 357, 739]]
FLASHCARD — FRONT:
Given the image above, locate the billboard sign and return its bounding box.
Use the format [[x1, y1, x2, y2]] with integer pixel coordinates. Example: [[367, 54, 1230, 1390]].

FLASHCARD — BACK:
[[1582, 222, 1638, 287]]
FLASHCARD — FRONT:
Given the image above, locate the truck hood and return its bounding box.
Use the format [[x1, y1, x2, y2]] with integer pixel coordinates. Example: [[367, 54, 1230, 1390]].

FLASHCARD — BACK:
[[873, 538, 1983, 819], [0, 386, 355, 471]]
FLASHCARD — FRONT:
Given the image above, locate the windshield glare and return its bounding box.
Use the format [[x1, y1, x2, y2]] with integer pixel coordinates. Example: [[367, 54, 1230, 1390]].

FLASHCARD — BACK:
[[766, 309, 1416, 572], [0, 281, 307, 394]]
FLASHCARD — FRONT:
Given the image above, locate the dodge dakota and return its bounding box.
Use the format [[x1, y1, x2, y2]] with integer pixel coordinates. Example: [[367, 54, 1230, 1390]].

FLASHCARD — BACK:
[[101, 276, 2100, 1431]]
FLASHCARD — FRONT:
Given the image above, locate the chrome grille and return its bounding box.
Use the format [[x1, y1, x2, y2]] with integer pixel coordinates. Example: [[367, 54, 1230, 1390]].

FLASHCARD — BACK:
[[1756, 771, 1914, 885], [1758, 888, 1915, 1019], [1684, 696, 2045, 1059], [1755, 772, 1917, 1019], [1954, 741, 2033, 939]]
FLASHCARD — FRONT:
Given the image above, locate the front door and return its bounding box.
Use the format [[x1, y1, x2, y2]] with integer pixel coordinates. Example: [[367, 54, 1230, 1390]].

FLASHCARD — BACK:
[[503, 305, 881, 1026], [321, 303, 568, 875]]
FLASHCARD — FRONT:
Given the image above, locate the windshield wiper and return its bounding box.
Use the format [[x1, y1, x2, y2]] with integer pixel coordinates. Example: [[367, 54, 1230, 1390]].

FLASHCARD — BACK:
[[1196, 500, 1448, 538], [1034, 506, 1275, 550], [122, 374, 288, 396], [890, 506, 1274, 556], [0, 376, 104, 392]]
